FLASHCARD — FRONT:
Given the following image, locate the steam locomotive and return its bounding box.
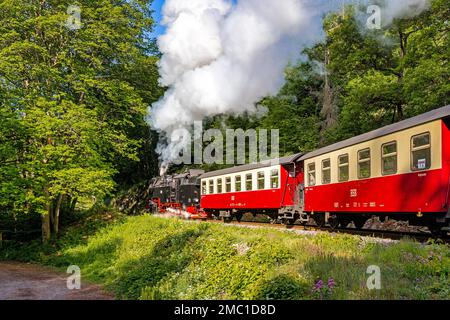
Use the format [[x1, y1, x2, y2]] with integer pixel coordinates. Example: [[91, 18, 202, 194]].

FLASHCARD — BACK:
[[147, 169, 205, 216]]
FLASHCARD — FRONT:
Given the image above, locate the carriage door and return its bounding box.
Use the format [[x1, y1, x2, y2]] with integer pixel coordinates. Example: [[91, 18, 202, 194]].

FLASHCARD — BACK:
[[285, 164, 295, 205], [299, 183, 305, 209], [297, 165, 305, 209]]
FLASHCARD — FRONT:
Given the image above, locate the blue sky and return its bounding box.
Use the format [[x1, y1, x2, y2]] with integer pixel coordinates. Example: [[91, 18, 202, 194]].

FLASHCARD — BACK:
[[151, 0, 166, 37], [150, 0, 355, 38]]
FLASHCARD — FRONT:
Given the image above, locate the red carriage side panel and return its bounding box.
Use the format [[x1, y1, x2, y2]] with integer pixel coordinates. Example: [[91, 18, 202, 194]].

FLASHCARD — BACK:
[[200, 163, 304, 211], [201, 165, 284, 210], [304, 169, 446, 214], [443, 119, 450, 213], [201, 188, 283, 210], [304, 119, 448, 215]]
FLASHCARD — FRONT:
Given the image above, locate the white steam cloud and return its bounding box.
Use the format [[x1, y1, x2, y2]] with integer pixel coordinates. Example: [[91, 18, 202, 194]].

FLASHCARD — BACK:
[[149, 0, 431, 170], [382, 0, 430, 26], [149, 0, 312, 168]]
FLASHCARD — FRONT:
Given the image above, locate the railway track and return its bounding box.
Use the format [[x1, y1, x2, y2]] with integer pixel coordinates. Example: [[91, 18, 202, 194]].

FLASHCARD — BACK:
[[156, 210, 450, 243], [204, 217, 450, 244]]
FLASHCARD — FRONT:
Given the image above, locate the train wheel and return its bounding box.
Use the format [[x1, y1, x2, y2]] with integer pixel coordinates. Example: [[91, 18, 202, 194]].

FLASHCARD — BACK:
[[328, 216, 340, 230], [235, 213, 244, 223], [339, 218, 351, 228], [282, 218, 295, 227], [313, 213, 326, 228], [223, 216, 232, 223], [429, 223, 446, 238], [353, 219, 366, 230]]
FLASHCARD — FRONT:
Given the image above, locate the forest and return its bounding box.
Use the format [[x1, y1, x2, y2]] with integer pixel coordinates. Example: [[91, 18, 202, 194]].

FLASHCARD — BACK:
[[0, 0, 449, 242]]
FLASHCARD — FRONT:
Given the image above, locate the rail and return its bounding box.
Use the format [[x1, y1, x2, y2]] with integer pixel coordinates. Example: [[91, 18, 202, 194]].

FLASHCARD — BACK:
[[203, 218, 450, 243]]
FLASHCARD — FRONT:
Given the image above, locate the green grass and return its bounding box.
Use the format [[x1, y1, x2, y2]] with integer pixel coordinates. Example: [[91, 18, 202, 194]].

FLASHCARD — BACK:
[[1, 211, 449, 300]]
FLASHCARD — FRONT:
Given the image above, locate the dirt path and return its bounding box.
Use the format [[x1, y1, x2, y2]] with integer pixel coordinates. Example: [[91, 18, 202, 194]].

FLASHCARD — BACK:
[[0, 262, 114, 300]]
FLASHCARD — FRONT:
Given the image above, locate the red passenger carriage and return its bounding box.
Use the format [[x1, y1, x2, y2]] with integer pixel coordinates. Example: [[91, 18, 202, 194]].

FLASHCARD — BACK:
[[301, 105, 450, 234], [200, 154, 304, 223]]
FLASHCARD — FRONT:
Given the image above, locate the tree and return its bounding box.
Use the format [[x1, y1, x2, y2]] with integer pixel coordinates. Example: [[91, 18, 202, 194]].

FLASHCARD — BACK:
[[0, 0, 160, 241], [259, 62, 322, 154], [318, 0, 449, 142]]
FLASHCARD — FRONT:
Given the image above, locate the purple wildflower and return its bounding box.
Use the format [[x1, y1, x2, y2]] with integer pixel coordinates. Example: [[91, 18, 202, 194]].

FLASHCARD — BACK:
[[313, 279, 324, 291], [327, 278, 335, 290]]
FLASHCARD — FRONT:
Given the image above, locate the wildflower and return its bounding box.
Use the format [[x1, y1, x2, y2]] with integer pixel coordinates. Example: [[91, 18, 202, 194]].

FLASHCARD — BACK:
[[313, 279, 324, 292], [312, 278, 336, 299], [232, 243, 250, 255], [327, 278, 335, 290]]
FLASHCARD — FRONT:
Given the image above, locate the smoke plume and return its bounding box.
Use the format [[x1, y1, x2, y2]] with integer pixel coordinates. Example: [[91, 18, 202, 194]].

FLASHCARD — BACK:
[[149, 0, 312, 169], [149, 0, 431, 171], [381, 0, 430, 26]]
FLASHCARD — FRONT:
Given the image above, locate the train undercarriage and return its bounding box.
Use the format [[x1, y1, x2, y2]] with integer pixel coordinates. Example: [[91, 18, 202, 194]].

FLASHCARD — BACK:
[[204, 207, 450, 236]]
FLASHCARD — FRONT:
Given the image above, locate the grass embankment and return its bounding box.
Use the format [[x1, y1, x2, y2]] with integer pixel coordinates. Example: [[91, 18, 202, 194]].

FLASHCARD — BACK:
[[1, 211, 449, 300]]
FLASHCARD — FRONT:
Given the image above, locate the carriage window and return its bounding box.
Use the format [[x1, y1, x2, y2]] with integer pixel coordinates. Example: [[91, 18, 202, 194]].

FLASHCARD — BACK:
[[270, 169, 279, 189], [235, 175, 242, 192], [358, 148, 371, 179], [225, 177, 232, 193], [308, 163, 316, 186], [217, 178, 223, 194], [382, 142, 398, 175], [257, 172, 265, 190], [338, 154, 349, 182], [246, 174, 253, 191], [322, 159, 331, 184], [201, 181, 207, 195], [209, 180, 214, 194], [411, 133, 431, 171]]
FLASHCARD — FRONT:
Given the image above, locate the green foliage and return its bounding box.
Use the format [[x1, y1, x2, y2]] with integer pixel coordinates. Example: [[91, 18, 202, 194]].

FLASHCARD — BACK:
[[322, 0, 449, 143], [2, 214, 449, 300], [249, 274, 309, 300], [0, 207, 125, 261], [0, 0, 161, 240], [259, 62, 322, 154]]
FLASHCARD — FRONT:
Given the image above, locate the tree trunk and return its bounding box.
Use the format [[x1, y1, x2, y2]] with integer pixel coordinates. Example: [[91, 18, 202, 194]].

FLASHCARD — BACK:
[[320, 48, 338, 143], [394, 28, 409, 122], [42, 200, 52, 243], [52, 194, 63, 237], [70, 197, 78, 213]]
